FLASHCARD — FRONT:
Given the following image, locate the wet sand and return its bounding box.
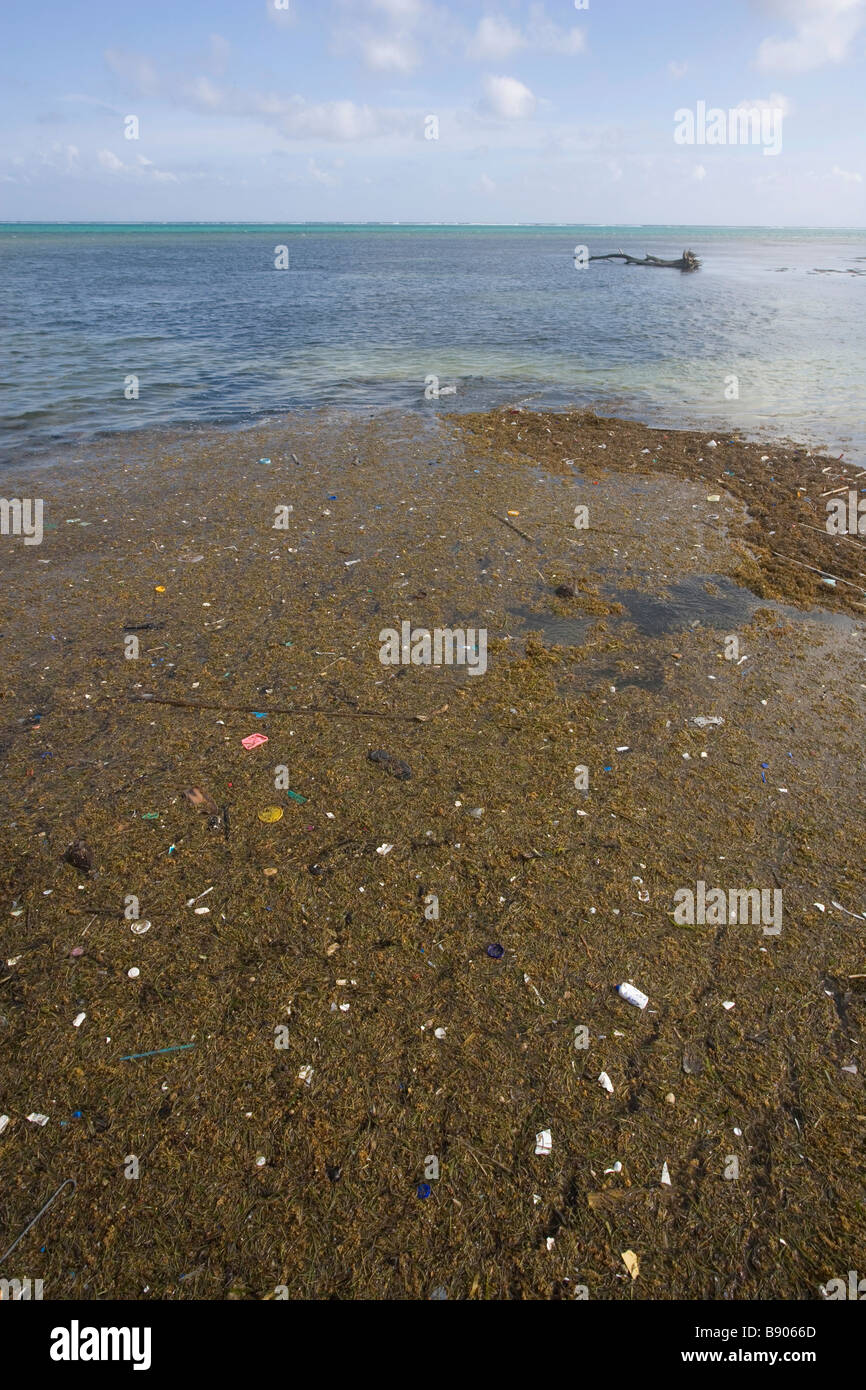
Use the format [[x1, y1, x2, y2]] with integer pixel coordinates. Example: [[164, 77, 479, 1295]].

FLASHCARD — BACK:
[[1, 406, 864, 1300]]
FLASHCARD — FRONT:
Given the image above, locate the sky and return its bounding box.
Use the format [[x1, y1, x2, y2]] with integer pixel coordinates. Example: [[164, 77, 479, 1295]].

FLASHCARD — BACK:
[[1, 0, 865, 225]]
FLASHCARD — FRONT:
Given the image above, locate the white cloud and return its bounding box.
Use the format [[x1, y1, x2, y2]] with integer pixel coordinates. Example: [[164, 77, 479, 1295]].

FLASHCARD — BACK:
[[362, 36, 419, 72], [831, 164, 863, 182], [668, 61, 688, 78], [97, 149, 124, 171], [754, 0, 866, 71], [693, 164, 707, 180], [469, 17, 526, 61], [481, 74, 537, 120], [468, 6, 585, 61], [480, 172, 496, 192], [734, 91, 792, 115], [105, 47, 414, 142]]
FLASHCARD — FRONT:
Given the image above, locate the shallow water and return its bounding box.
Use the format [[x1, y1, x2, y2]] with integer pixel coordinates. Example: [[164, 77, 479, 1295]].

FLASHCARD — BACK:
[[2, 224, 865, 467]]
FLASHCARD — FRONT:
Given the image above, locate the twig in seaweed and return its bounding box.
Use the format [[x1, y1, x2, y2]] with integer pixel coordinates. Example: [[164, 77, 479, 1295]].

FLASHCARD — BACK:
[[0, 1179, 76, 1267], [767, 550, 865, 591], [488, 511, 535, 543], [117, 695, 443, 722]]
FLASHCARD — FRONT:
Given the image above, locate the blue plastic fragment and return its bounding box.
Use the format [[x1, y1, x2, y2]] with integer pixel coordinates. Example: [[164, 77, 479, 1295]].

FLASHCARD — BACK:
[[417, 1183, 432, 1199], [487, 944, 505, 959]]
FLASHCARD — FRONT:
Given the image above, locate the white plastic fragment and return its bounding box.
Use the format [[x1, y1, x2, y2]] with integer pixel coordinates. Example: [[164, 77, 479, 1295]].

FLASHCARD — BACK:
[[0, 1115, 10, 1135], [127, 967, 140, 978], [598, 1071, 614, 1093], [376, 843, 394, 856], [661, 1161, 672, 1186], [722, 1000, 735, 1010], [298, 1065, 314, 1085], [73, 1012, 86, 1028], [434, 1027, 446, 1039], [617, 981, 648, 1009], [842, 1064, 858, 1074], [535, 1129, 552, 1155], [692, 716, 724, 727], [130, 920, 151, 935], [604, 1161, 622, 1174], [27, 1113, 49, 1126]]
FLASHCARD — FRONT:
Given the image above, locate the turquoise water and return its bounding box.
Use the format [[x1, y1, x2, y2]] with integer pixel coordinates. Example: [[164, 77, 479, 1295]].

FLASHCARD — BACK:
[[1, 224, 864, 465]]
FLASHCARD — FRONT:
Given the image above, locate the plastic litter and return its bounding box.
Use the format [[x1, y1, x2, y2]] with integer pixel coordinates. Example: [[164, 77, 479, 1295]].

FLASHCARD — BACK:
[[486, 944, 504, 959], [298, 1065, 314, 1085], [534, 1129, 552, 1155], [73, 1012, 86, 1028], [241, 733, 269, 750], [661, 1161, 672, 1186], [617, 982, 648, 1010], [258, 806, 284, 823], [621, 1250, 640, 1279], [417, 1183, 432, 1199], [692, 716, 724, 727], [598, 1072, 614, 1093], [27, 1113, 49, 1125]]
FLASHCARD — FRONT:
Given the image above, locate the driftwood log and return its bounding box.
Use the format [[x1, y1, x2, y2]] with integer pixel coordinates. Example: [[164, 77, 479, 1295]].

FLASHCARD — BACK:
[[589, 248, 700, 272]]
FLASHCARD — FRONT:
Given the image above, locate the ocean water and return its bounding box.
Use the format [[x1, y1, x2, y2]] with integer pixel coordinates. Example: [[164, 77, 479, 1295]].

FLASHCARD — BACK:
[[1, 223, 865, 467]]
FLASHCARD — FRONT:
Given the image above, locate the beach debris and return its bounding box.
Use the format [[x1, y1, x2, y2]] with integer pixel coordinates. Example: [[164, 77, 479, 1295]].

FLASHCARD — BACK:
[[241, 733, 269, 750], [64, 840, 93, 873], [467, 806, 484, 818], [661, 1162, 672, 1187], [120, 1043, 195, 1060], [367, 749, 411, 780], [376, 843, 394, 855], [604, 1161, 622, 1175], [589, 249, 700, 272], [621, 1250, 640, 1280], [682, 1046, 704, 1075], [0, 1115, 9, 1136], [706, 440, 718, 449], [258, 806, 284, 824], [487, 944, 505, 959], [535, 1129, 553, 1155], [433, 1027, 447, 1040], [286, 788, 307, 803], [692, 716, 724, 727], [72, 1012, 86, 1028], [598, 1071, 614, 1093], [128, 967, 141, 978], [130, 920, 151, 935], [27, 1113, 49, 1126], [183, 786, 218, 814], [707, 493, 721, 501], [665, 1092, 676, 1105], [842, 1064, 858, 1074], [0, 1178, 76, 1266], [417, 1183, 432, 1199], [256, 1154, 267, 1167], [298, 1065, 314, 1086], [617, 982, 648, 1010], [555, 584, 575, 599], [722, 1000, 735, 1010], [831, 900, 866, 922], [523, 973, 545, 1004]]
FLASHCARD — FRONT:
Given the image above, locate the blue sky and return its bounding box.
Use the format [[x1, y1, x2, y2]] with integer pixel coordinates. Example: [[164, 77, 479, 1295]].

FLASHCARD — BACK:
[[1, 0, 864, 224]]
